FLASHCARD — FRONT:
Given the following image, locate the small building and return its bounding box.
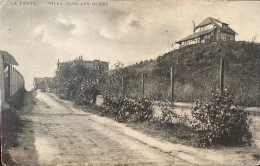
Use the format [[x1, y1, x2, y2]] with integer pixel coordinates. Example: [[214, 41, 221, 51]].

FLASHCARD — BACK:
[[176, 17, 237, 47], [33, 77, 54, 91], [57, 59, 109, 76]]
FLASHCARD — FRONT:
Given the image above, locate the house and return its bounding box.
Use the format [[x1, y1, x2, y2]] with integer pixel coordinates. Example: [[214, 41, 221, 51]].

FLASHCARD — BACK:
[[176, 17, 237, 47], [57, 59, 109, 76], [33, 77, 54, 91]]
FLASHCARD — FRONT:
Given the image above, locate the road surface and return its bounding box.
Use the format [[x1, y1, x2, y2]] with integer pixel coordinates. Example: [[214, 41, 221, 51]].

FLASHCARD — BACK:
[[8, 92, 259, 166]]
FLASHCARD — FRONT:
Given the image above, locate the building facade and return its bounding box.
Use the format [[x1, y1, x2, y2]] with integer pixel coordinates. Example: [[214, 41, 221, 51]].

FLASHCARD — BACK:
[[33, 77, 54, 91], [176, 17, 237, 47], [57, 59, 109, 75]]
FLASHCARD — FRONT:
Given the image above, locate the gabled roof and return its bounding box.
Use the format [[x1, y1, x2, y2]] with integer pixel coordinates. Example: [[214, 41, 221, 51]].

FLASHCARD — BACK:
[[214, 22, 237, 35], [0, 50, 19, 65], [176, 28, 214, 44], [196, 17, 227, 28], [195, 17, 237, 34], [34, 77, 54, 85], [34, 77, 44, 84]]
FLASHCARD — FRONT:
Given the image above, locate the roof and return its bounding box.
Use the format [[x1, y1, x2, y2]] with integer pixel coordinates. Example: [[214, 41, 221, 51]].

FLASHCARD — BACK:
[[195, 17, 237, 34], [176, 17, 237, 44], [0, 50, 19, 65], [196, 17, 227, 28], [176, 28, 214, 43], [34, 77, 54, 85], [214, 22, 237, 35], [34, 77, 43, 84]]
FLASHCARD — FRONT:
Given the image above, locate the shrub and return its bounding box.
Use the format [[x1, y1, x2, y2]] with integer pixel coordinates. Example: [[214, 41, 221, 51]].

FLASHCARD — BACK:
[[101, 95, 153, 123], [54, 57, 101, 105], [191, 90, 252, 147], [7, 88, 26, 109]]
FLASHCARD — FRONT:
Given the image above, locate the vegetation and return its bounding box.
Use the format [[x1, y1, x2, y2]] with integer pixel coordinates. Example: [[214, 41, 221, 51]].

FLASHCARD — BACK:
[[101, 96, 153, 122], [54, 57, 101, 104], [191, 90, 252, 147], [2, 88, 26, 165], [103, 41, 260, 106], [53, 41, 255, 148]]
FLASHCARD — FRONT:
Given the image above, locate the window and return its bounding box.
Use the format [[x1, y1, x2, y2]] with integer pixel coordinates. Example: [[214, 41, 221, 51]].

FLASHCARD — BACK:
[[224, 36, 231, 41], [222, 24, 228, 29]]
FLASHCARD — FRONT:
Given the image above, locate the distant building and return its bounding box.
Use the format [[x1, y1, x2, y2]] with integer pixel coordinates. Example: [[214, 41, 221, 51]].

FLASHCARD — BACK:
[[33, 77, 54, 91], [176, 17, 237, 47], [57, 59, 109, 91], [57, 59, 109, 77]]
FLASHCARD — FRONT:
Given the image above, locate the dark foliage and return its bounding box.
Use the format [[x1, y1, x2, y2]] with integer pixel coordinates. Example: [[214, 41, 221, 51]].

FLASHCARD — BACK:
[[54, 57, 100, 105], [101, 95, 153, 123], [191, 90, 252, 147]]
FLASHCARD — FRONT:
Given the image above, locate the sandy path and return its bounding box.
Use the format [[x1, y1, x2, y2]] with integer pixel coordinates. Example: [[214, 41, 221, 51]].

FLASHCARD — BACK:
[[8, 92, 260, 166]]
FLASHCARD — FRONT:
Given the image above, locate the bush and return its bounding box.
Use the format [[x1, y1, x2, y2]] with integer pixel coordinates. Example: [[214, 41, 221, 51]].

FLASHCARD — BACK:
[[101, 95, 153, 123], [54, 57, 100, 105], [7, 88, 26, 109], [191, 90, 252, 147]]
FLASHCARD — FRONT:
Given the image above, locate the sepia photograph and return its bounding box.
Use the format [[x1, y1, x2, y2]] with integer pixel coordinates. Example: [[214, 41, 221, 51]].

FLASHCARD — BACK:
[[0, 0, 260, 165]]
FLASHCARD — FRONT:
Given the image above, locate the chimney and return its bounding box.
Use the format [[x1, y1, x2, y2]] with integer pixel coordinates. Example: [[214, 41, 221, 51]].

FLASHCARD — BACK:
[[192, 21, 195, 33], [57, 59, 60, 70]]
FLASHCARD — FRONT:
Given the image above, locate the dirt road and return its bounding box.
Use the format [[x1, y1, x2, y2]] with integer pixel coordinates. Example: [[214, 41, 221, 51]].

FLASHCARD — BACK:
[[7, 92, 259, 166]]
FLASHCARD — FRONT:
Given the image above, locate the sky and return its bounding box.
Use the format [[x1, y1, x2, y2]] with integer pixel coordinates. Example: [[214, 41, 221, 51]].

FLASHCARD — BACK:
[[0, 0, 260, 90]]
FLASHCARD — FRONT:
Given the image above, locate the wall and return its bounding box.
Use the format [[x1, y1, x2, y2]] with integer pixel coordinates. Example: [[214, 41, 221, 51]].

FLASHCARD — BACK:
[[218, 32, 235, 41]]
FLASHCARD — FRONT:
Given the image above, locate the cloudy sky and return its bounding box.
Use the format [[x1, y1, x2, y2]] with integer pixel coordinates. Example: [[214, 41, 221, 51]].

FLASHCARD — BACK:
[[0, 0, 260, 89]]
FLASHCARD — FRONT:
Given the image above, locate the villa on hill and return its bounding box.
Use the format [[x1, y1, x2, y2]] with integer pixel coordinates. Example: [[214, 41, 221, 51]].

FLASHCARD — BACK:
[[176, 17, 237, 47]]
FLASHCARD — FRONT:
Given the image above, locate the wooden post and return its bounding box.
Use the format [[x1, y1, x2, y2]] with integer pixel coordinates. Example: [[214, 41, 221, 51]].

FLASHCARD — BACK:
[[170, 67, 174, 104], [121, 76, 124, 96], [109, 77, 111, 94], [15, 69, 18, 93], [7, 65, 11, 98], [0, 55, 3, 166], [258, 73, 260, 95], [9, 66, 12, 97], [12, 67, 15, 96], [142, 73, 144, 97], [220, 58, 224, 96], [0, 55, 5, 103]]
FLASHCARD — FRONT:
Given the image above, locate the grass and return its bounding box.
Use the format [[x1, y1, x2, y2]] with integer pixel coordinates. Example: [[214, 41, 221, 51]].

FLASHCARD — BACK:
[[74, 103, 199, 147], [127, 121, 198, 146], [2, 89, 26, 165], [104, 41, 260, 107]]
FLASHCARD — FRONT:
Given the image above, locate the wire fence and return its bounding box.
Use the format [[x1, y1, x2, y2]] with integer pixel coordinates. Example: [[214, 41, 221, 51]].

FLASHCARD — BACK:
[[100, 58, 260, 107]]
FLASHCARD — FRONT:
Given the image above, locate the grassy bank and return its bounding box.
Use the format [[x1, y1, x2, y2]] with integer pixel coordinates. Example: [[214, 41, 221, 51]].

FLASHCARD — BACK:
[[103, 41, 260, 107], [2, 89, 26, 165]]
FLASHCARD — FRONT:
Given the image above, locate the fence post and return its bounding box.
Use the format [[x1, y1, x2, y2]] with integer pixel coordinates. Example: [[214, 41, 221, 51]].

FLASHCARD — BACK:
[[12, 67, 15, 96], [258, 73, 260, 95], [121, 76, 124, 96], [8, 65, 11, 98], [170, 67, 174, 104], [108, 77, 111, 94], [15, 69, 18, 93], [142, 73, 144, 97], [220, 58, 224, 96], [0, 55, 5, 103]]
